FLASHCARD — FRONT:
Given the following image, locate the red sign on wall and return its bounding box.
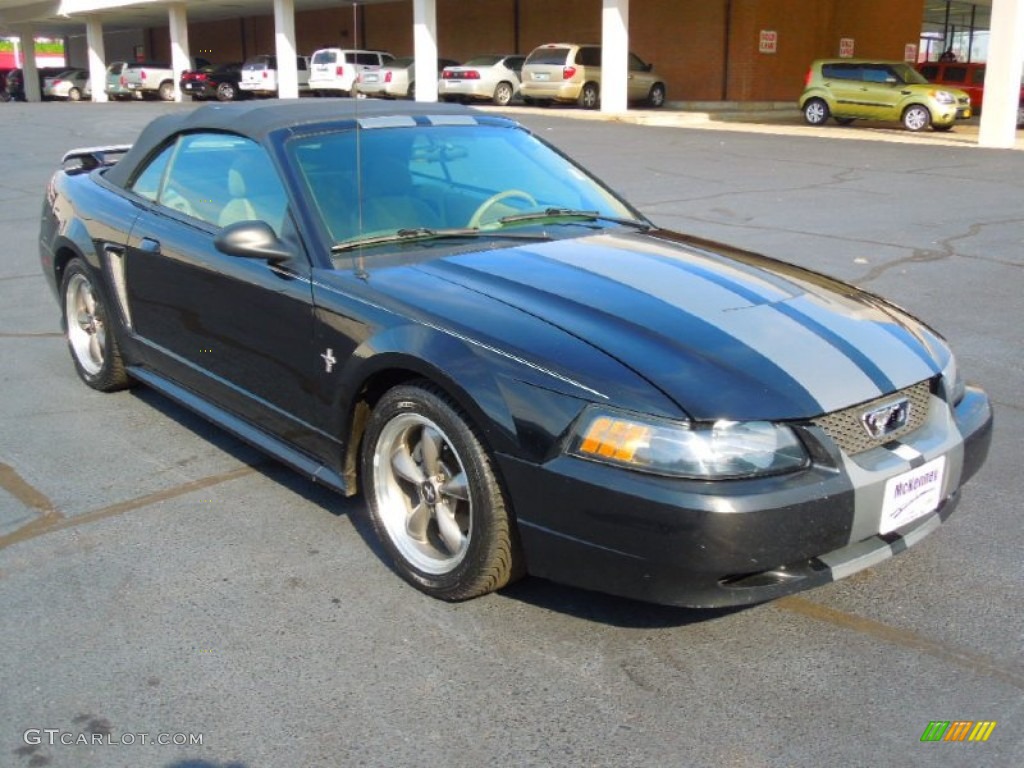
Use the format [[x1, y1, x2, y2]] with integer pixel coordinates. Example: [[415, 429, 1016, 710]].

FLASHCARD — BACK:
[[759, 30, 778, 54], [839, 38, 855, 58]]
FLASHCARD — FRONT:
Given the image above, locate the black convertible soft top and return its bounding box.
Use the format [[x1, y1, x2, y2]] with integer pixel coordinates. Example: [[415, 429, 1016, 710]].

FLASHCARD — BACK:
[[103, 99, 484, 188]]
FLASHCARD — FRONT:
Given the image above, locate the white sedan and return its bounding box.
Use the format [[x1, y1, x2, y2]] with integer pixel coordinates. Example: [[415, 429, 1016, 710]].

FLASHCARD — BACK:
[[439, 54, 525, 107]]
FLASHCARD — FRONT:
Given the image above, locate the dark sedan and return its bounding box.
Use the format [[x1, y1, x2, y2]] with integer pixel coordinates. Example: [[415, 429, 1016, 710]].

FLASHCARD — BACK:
[[180, 62, 247, 102], [39, 101, 991, 607]]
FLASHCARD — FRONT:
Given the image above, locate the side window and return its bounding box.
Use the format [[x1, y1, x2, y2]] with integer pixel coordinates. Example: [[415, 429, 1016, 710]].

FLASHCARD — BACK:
[[577, 47, 602, 67], [628, 53, 648, 72], [129, 143, 175, 202], [943, 66, 967, 83], [140, 133, 289, 235], [822, 63, 859, 81], [861, 65, 893, 83], [972, 67, 986, 85]]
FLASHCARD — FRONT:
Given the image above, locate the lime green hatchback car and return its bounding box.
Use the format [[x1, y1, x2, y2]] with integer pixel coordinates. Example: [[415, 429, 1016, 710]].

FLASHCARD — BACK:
[[800, 59, 972, 132]]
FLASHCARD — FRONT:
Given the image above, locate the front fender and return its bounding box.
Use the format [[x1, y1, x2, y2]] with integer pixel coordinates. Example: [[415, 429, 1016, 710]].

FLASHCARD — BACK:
[[329, 322, 588, 462]]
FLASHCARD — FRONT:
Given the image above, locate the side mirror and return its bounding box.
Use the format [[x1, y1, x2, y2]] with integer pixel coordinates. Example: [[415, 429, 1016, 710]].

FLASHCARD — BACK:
[[214, 220, 292, 262]]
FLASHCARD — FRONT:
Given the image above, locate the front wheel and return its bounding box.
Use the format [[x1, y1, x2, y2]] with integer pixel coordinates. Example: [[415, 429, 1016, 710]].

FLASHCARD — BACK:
[[216, 82, 237, 101], [647, 83, 666, 108], [362, 383, 523, 601], [578, 82, 599, 110], [902, 104, 931, 132], [60, 259, 130, 392], [803, 98, 830, 125]]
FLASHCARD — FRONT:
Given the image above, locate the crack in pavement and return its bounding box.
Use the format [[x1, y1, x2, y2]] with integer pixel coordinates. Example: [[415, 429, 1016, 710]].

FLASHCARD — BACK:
[[775, 596, 1024, 692], [0, 464, 259, 553]]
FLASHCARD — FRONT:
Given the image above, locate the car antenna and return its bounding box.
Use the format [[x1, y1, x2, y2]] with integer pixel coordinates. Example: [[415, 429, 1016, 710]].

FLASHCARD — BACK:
[[351, 1, 369, 279]]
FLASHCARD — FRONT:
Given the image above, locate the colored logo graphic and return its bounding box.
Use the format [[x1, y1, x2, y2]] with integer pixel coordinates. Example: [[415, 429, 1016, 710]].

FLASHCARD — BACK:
[[920, 721, 996, 742]]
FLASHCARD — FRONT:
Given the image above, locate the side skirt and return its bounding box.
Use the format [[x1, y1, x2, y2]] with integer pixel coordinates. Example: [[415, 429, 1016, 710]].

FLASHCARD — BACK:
[[127, 366, 350, 496]]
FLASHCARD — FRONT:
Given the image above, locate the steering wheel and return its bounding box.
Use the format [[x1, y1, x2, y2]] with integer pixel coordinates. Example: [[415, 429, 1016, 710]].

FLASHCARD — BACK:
[[468, 189, 538, 228]]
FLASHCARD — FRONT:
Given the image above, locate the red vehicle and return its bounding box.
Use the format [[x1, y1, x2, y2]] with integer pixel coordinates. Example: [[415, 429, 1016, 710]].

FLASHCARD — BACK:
[[917, 61, 1024, 124]]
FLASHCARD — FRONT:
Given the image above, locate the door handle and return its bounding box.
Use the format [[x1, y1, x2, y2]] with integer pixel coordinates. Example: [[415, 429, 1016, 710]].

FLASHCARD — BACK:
[[139, 237, 161, 255]]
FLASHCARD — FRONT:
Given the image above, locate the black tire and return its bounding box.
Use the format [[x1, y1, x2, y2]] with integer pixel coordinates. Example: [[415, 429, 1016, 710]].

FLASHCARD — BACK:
[[406, 82, 416, 100], [803, 98, 830, 125], [362, 382, 523, 601], [902, 104, 931, 132], [60, 258, 130, 392], [647, 83, 666, 108], [834, 116, 855, 126], [578, 82, 599, 110], [216, 82, 236, 102], [158, 81, 175, 101], [492, 81, 514, 107]]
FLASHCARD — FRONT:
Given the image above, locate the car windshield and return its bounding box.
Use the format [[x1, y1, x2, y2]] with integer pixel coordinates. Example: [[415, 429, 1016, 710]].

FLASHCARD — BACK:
[[286, 122, 644, 254], [891, 63, 929, 85]]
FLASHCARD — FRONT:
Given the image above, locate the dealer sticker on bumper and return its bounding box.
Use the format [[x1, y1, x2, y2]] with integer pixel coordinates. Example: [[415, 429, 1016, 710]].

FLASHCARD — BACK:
[[879, 455, 946, 534]]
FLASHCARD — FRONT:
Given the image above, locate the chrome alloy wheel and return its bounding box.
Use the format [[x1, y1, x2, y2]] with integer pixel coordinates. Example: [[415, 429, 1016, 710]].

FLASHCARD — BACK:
[[65, 272, 107, 377], [372, 413, 472, 575]]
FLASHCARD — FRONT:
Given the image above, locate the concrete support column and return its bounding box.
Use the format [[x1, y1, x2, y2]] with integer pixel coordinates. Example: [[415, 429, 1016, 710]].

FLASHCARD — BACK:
[[20, 26, 41, 103], [168, 3, 191, 102], [273, 0, 299, 99], [600, 0, 629, 114], [85, 16, 108, 103], [412, 0, 438, 102], [978, 0, 1024, 148]]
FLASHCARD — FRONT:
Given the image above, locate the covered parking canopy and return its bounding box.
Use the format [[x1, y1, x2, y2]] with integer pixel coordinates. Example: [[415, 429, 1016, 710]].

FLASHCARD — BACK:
[[0, 0, 1021, 147]]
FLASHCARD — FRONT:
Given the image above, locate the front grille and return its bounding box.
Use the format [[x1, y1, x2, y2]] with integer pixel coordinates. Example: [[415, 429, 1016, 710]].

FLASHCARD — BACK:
[[813, 380, 933, 455]]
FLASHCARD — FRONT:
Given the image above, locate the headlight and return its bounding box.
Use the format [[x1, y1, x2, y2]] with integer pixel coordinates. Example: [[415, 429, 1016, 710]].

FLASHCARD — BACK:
[[568, 407, 808, 479], [933, 90, 956, 105], [941, 353, 965, 405]]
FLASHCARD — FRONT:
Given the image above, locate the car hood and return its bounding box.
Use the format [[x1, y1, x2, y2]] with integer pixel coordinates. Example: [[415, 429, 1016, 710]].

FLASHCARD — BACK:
[[412, 230, 947, 421]]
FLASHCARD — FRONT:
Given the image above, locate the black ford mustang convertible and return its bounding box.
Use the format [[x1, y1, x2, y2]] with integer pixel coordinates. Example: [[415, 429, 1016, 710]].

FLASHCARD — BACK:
[[40, 101, 992, 607]]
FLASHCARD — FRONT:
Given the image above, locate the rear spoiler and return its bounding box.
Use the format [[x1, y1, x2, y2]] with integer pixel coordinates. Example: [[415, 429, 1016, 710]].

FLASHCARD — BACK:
[[61, 144, 132, 171]]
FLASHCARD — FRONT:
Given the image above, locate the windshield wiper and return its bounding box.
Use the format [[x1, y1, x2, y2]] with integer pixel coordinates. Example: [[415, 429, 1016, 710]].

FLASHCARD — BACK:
[[495, 208, 650, 229], [330, 226, 552, 254]]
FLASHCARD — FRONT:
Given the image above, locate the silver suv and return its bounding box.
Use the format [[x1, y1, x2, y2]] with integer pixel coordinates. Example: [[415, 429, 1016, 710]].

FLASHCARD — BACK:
[[520, 43, 666, 109]]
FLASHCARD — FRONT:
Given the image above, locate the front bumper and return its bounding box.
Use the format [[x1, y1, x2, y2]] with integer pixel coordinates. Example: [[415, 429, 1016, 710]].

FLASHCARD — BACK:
[[500, 387, 992, 608]]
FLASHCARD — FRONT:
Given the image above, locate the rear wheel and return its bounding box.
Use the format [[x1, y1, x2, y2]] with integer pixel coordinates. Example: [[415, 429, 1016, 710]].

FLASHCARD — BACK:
[[362, 383, 523, 601], [902, 104, 931, 132], [68, 87, 81, 102], [158, 81, 175, 101], [803, 98, 830, 125], [578, 82, 599, 110], [492, 81, 514, 106], [60, 259, 130, 392]]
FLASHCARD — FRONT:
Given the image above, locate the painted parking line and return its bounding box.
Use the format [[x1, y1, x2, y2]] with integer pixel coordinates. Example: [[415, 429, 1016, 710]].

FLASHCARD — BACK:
[[775, 596, 1024, 691]]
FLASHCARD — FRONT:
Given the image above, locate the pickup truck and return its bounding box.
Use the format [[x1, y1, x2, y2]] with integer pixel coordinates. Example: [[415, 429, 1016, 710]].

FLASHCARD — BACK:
[[121, 59, 209, 100]]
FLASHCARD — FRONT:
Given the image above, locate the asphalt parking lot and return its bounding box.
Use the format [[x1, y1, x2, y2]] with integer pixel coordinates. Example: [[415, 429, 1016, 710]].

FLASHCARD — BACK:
[[1, 100, 1022, 768]]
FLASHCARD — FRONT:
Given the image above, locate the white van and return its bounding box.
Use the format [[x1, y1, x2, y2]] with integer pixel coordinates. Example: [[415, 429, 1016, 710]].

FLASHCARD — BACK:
[[309, 48, 394, 96], [239, 55, 310, 97]]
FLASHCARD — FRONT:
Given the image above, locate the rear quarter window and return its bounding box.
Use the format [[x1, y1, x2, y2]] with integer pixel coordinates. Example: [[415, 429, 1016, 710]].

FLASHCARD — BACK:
[[821, 63, 861, 81]]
